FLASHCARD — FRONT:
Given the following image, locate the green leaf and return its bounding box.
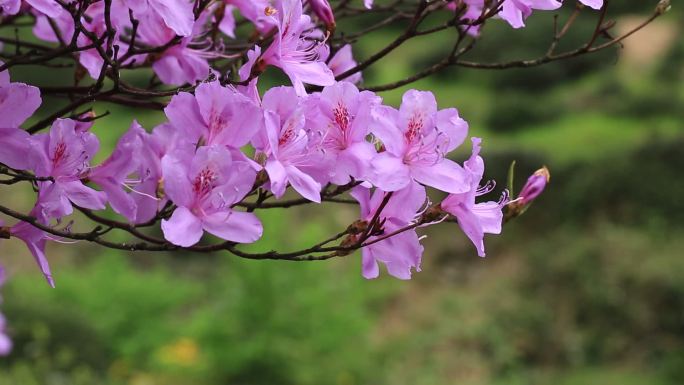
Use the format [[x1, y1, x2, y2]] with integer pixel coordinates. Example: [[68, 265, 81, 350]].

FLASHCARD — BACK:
[[507, 160, 517, 195]]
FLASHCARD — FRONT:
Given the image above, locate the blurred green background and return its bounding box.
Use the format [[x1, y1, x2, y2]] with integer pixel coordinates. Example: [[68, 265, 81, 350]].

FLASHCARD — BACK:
[[1, 2, 684, 384]]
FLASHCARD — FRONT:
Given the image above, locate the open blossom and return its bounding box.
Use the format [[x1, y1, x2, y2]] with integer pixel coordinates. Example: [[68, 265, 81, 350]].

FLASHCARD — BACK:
[[0, 63, 42, 171], [306, 81, 380, 184], [257, 87, 326, 202], [440, 138, 507, 257], [165, 81, 262, 151], [122, 0, 194, 37], [324, 44, 362, 84], [136, 10, 213, 86], [161, 145, 263, 247], [454, 0, 602, 29], [0, 0, 20, 15], [0, 62, 42, 129], [218, 4, 237, 38], [246, 0, 335, 95], [308, 0, 335, 31], [30, 1, 75, 45], [129, 123, 183, 224], [32, 119, 107, 219], [451, 0, 561, 29], [88, 122, 145, 222], [25, 0, 65, 18], [226, 0, 275, 34], [371, 90, 470, 194], [0, 128, 37, 172], [0, 0, 524, 283], [579, 0, 603, 9], [6, 207, 55, 287], [500, 0, 561, 29], [351, 182, 426, 280], [77, 1, 137, 80], [446, 0, 487, 36]]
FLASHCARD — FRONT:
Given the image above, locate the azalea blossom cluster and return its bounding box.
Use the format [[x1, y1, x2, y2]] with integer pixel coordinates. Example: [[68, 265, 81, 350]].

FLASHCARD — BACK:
[[0, 0, 623, 284], [447, 0, 603, 32], [0, 0, 609, 90], [0, 0, 665, 357], [1, 67, 509, 283]]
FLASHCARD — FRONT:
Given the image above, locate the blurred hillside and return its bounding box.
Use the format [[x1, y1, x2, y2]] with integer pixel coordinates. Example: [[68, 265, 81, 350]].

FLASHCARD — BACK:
[[1, 3, 683, 385]]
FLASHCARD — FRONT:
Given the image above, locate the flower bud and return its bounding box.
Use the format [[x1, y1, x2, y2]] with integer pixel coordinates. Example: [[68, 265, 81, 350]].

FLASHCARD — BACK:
[[347, 219, 369, 235], [423, 205, 446, 223], [309, 0, 336, 32], [656, 0, 671, 15], [518, 166, 550, 206]]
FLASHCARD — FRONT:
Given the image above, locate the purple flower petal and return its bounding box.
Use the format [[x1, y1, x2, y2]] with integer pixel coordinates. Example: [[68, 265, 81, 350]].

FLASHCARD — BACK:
[[161, 206, 203, 247], [202, 211, 263, 244]]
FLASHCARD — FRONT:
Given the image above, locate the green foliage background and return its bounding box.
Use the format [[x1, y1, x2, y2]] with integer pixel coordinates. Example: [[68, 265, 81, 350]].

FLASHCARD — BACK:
[[1, 2, 683, 384]]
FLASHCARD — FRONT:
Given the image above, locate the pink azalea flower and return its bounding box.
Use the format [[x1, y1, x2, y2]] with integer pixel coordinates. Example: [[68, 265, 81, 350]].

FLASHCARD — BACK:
[[454, 0, 573, 29], [25, 0, 64, 18], [0, 0, 21, 15], [123, 0, 194, 37], [0, 61, 42, 128], [325, 44, 362, 84], [133, 123, 190, 224], [225, 0, 276, 34], [440, 138, 507, 257], [88, 122, 145, 222], [0, 128, 37, 171], [136, 11, 211, 86], [32, 119, 107, 219], [257, 86, 326, 202], [161, 145, 263, 247], [446, 0, 486, 36], [305, 81, 380, 184], [351, 181, 426, 280], [500, 0, 561, 29], [164, 81, 262, 149], [30, 1, 75, 44], [364, 0, 373, 8], [247, 0, 335, 95], [7, 207, 55, 287], [371, 89, 470, 194], [308, 0, 335, 31], [218, 4, 237, 38], [78, 1, 138, 80], [579, 0, 603, 9]]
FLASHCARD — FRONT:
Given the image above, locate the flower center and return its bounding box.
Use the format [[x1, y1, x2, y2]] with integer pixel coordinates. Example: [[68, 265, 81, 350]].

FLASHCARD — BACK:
[[405, 113, 424, 144], [192, 167, 217, 197], [52, 141, 67, 166], [279, 120, 297, 146]]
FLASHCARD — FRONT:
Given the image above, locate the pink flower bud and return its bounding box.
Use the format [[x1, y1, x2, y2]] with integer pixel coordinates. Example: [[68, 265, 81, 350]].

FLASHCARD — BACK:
[[309, 0, 335, 31], [518, 166, 550, 205]]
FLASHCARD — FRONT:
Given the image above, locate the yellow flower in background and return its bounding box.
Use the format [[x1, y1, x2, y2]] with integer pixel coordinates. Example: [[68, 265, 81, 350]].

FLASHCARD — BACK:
[[157, 337, 201, 368]]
